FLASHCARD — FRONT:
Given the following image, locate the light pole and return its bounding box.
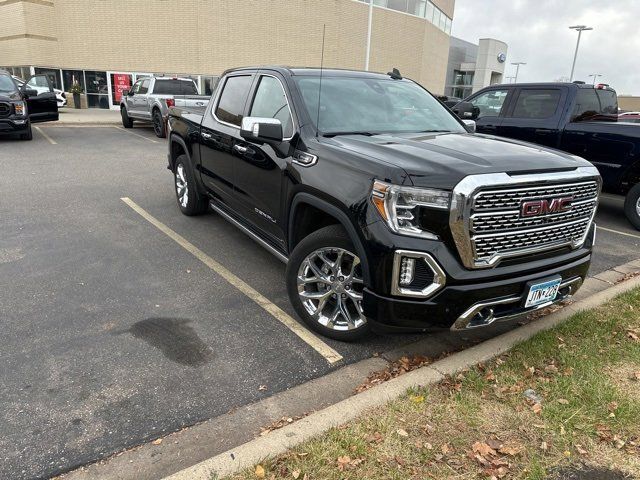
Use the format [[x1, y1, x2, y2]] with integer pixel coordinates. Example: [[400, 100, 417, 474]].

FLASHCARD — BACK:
[[588, 73, 603, 85], [504, 76, 516, 84], [511, 62, 526, 83], [365, 0, 374, 71], [569, 25, 593, 81]]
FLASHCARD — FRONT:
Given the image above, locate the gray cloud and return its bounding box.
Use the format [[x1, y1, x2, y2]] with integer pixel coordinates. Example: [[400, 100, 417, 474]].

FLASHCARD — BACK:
[[451, 0, 640, 95]]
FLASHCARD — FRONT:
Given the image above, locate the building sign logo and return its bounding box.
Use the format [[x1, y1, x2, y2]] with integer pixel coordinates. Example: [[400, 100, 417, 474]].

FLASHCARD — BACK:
[[521, 197, 574, 218], [497, 53, 507, 63], [113, 74, 131, 103]]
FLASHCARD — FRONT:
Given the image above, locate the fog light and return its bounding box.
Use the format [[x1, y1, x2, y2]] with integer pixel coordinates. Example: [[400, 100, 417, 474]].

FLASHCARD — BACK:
[[399, 257, 415, 286]]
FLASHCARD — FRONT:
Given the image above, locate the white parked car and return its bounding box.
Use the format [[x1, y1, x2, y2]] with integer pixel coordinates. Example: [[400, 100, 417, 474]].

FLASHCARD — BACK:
[[13, 75, 66, 108]]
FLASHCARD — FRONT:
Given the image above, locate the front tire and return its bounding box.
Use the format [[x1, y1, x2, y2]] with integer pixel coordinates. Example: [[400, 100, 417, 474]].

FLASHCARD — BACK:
[[121, 107, 133, 128], [152, 109, 166, 138], [624, 184, 640, 230], [20, 122, 33, 141], [174, 155, 208, 216], [286, 225, 370, 341]]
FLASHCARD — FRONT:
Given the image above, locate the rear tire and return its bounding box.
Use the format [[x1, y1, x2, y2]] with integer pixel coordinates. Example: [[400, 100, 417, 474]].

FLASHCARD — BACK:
[[20, 122, 33, 141], [152, 109, 166, 138], [286, 225, 370, 341], [624, 184, 640, 230], [174, 154, 208, 216], [121, 107, 133, 128]]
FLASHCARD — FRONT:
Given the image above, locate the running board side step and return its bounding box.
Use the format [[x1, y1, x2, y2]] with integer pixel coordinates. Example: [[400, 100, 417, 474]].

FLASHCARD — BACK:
[[209, 201, 289, 264]]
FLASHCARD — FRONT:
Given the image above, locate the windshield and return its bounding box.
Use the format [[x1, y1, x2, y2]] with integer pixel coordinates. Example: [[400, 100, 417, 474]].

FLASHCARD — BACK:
[[294, 76, 465, 135], [0, 74, 18, 96], [153, 79, 198, 95]]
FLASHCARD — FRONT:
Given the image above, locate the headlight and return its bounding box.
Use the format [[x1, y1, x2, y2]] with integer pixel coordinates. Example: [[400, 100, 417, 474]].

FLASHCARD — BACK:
[[371, 180, 451, 240], [14, 101, 26, 116]]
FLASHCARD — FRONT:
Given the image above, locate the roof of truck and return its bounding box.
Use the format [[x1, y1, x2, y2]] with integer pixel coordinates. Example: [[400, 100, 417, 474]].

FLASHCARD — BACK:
[[491, 81, 616, 91], [223, 66, 404, 80]]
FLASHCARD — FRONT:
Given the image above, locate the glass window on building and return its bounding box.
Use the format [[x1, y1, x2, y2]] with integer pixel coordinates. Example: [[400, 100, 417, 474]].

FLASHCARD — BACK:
[[425, 1, 434, 22], [85, 71, 109, 109], [62, 70, 85, 93], [203, 76, 220, 96], [453, 70, 474, 86], [387, 0, 408, 12], [34, 68, 62, 91]]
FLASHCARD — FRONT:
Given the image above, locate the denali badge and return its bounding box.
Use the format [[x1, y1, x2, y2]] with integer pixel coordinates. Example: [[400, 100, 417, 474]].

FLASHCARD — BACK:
[[521, 197, 574, 217]]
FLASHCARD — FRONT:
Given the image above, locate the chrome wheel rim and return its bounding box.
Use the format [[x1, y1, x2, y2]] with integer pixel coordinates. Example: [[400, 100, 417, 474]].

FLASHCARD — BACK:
[[175, 164, 189, 208], [297, 247, 366, 331], [636, 197, 640, 217]]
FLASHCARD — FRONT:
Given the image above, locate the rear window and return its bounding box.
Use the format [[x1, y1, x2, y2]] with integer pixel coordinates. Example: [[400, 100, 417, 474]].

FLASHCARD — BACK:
[[153, 79, 198, 95], [510, 89, 561, 119], [572, 88, 618, 122]]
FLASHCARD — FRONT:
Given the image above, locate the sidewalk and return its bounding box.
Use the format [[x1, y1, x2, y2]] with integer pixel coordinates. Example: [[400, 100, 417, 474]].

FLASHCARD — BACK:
[[55, 108, 121, 126]]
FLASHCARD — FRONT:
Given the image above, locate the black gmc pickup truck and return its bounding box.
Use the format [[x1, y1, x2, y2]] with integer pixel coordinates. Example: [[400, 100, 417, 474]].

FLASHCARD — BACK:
[[453, 82, 640, 229], [168, 67, 601, 341], [0, 69, 58, 140]]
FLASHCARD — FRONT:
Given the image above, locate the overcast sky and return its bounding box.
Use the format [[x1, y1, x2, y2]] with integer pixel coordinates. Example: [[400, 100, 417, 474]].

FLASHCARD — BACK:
[[451, 0, 640, 95]]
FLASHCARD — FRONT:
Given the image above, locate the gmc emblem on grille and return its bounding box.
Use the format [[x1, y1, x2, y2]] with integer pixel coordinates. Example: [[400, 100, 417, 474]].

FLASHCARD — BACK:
[[521, 197, 574, 217]]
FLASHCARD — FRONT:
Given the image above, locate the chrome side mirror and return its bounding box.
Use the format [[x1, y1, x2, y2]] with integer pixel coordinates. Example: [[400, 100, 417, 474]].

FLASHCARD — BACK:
[[240, 117, 283, 144], [462, 119, 476, 133]]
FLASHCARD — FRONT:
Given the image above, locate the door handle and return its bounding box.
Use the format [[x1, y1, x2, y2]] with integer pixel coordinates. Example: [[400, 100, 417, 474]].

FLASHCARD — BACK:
[[195, 102, 205, 106], [233, 144, 248, 154], [535, 128, 553, 135], [201, 132, 212, 140]]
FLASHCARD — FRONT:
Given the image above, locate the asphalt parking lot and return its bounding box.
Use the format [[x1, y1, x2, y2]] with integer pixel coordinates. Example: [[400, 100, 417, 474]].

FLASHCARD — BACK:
[[1, 125, 639, 480]]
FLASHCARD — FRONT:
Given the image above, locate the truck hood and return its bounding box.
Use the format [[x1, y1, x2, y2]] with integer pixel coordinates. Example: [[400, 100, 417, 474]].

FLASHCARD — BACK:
[[0, 92, 21, 101], [327, 132, 589, 189]]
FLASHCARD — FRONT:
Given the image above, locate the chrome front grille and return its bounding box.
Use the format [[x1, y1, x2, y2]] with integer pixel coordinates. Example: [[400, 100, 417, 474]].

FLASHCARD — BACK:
[[449, 168, 602, 269], [0, 102, 10, 118]]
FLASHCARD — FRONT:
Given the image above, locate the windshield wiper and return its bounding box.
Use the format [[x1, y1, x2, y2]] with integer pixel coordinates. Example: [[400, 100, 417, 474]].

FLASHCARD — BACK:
[[416, 129, 451, 133], [322, 131, 377, 138]]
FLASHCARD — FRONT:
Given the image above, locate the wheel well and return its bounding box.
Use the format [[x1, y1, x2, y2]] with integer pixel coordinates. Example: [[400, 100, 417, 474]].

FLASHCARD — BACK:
[[621, 160, 640, 194], [169, 139, 186, 171], [290, 202, 341, 249]]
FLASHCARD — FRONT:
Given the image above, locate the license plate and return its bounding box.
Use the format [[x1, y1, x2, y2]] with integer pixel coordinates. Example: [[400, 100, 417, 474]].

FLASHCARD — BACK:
[[525, 278, 562, 308]]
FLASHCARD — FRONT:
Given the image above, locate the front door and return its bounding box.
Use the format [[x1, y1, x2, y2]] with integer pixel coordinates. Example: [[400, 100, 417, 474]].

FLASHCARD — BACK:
[[199, 73, 254, 209], [466, 88, 511, 135], [232, 73, 296, 245], [25, 75, 58, 123]]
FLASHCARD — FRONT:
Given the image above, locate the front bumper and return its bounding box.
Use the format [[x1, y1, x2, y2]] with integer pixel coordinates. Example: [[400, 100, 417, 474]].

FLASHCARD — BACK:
[[0, 118, 29, 134], [360, 221, 595, 333]]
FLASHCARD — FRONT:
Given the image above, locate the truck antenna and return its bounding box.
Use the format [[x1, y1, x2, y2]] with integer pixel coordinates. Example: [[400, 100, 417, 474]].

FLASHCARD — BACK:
[[316, 24, 326, 138]]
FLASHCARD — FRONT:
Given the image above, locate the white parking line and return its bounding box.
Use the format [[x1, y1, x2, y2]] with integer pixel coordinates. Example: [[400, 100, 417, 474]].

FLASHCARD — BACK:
[[121, 197, 343, 365], [35, 126, 57, 145], [114, 126, 158, 143], [598, 226, 640, 240]]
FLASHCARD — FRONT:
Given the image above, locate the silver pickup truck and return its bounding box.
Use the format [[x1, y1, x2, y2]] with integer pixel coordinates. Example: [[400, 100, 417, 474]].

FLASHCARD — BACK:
[[120, 76, 209, 137]]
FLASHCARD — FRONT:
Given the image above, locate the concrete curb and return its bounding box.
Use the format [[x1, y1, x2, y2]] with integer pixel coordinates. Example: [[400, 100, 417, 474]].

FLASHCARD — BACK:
[[163, 270, 640, 480]]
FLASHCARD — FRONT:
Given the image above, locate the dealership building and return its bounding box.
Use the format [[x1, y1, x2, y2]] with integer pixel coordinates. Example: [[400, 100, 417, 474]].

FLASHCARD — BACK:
[[445, 36, 508, 99], [1, 0, 455, 110]]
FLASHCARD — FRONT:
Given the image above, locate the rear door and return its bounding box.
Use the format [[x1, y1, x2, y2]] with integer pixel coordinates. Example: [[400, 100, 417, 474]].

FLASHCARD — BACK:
[[465, 87, 511, 135], [199, 73, 255, 208], [498, 87, 565, 147], [25, 74, 58, 123]]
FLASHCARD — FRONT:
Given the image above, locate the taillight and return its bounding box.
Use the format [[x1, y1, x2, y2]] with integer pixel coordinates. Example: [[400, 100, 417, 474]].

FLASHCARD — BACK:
[[166, 98, 175, 108]]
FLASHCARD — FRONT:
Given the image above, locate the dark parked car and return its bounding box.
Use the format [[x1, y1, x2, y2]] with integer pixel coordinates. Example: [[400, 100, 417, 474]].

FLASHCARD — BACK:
[[0, 69, 58, 140], [167, 66, 600, 341], [453, 82, 640, 229]]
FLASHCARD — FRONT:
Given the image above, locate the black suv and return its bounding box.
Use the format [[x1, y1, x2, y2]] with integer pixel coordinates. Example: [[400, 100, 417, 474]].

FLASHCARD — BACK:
[[168, 67, 600, 341], [0, 69, 58, 140]]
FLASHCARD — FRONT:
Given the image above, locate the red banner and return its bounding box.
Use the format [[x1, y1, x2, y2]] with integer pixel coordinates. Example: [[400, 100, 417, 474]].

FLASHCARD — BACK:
[[113, 74, 131, 103]]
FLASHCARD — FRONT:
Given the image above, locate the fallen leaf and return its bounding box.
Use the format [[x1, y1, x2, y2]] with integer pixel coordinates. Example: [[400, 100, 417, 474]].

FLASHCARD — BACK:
[[336, 455, 351, 471], [558, 398, 569, 405], [486, 439, 503, 450], [258, 385, 268, 391], [441, 443, 452, 454], [255, 464, 266, 478], [633, 371, 640, 381], [540, 441, 548, 451], [627, 330, 639, 342], [499, 443, 524, 456], [576, 445, 588, 455], [424, 442, 433, 450], [409, 395, 425, 403], [532, 403, 543, 415], [608, 401, 619, 412], [472, 441, 497, 457], [291, 470, 300, 479], [396, 428, 409, 437], [152, 439, 162, 445]]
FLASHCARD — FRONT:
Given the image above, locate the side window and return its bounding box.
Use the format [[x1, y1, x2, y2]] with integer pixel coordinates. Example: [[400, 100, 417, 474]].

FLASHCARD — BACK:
[[469, 89, 509, 118], [215, 75, 253, 127], [131, 79, 143, 94], [572, 89, 600, 122], [249, 76, 294, 138], [138, 79, 150, 95], [510, 89, 561, 119], [27, 75, 51, 90]]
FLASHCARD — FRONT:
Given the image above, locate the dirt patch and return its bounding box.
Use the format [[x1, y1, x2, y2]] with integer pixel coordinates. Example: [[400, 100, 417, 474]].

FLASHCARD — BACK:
[[606, 362, 640, 400], [551, 464, 633, 479]]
